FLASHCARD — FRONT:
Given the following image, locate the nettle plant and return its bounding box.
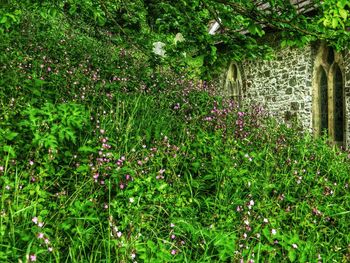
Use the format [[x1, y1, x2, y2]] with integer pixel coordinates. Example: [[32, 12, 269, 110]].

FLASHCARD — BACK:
[[19, 102, 89, 158]]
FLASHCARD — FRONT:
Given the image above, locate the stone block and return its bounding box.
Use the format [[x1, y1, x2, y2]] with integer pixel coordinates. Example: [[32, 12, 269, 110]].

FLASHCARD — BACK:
[[286, 88, 293, 95], [289, 77, 297, 87], [291, 102, 299, 110]]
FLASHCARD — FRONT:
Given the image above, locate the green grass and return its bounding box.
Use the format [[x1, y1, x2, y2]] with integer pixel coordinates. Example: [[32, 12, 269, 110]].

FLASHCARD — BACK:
[[1, 5, 350, 263]]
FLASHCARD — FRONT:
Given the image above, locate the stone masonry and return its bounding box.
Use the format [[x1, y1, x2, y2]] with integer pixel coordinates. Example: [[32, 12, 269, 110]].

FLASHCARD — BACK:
[[242, 45, 313, 131], [220, 41, 350, 147]]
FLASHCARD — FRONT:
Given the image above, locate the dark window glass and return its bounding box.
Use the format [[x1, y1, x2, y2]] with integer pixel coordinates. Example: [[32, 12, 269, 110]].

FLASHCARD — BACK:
[[327, 48, 335, 65], [320, 67, 328, 134], [334, 65, 344, 142]]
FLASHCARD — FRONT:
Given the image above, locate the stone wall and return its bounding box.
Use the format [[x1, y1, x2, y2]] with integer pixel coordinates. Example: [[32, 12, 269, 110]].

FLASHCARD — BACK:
[[218, 41, 350, 147], [242, 45, 314, 131]]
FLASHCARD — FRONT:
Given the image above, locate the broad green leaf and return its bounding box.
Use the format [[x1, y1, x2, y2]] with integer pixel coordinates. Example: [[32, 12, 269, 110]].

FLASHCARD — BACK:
[[78, 146, 96, 153], [3, 145, 16, 157], [0, 16, 7, 24], [339, 9, 347, 20], [288, 249, 297, 262], [332, 17, 339, 28], [77, 165, 89, 173], [4, 131, 18, 141]]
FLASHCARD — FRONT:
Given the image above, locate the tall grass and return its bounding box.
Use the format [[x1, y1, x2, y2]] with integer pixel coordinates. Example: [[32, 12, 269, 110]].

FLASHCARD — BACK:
[[1, 6, 350, 263]]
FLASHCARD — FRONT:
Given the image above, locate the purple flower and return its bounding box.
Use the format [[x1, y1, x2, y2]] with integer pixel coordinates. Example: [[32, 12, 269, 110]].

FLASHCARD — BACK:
[[29, 254, 37, 262]]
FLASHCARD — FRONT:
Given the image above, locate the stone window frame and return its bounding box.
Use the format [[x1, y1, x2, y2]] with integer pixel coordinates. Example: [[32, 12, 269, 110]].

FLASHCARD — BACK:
[[224, 62, 243, 102], [312, 42, 346, 145]]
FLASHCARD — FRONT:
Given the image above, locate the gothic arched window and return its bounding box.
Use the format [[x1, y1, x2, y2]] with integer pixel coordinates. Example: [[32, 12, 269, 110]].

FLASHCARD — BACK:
[[224, 62, 243, 102], [332, 65, 344, 143], [319, 67, 328, 134], [313, 44, 345, 146]]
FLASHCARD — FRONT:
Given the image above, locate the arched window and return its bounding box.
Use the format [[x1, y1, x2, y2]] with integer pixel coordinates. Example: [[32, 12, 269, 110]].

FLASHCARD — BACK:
[[313, 44, 345, 146], [319, 67, 328, 134], [224, 62, 243, 102], [333, 65, 344, 143]]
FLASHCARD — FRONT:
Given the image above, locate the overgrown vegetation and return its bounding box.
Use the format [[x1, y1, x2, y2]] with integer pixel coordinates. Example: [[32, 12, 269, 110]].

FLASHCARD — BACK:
[[1, 1, 350, 263]]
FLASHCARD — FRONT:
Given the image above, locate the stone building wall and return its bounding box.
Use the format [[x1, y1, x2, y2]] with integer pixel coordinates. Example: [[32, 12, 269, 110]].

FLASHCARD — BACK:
[[219, 41, 350, 147], [241, 46, 314, 131]]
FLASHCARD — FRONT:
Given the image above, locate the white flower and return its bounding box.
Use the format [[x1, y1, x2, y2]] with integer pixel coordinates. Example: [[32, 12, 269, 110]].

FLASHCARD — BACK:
[[129, 197, 135, 203], [152, 42, 166, 57]]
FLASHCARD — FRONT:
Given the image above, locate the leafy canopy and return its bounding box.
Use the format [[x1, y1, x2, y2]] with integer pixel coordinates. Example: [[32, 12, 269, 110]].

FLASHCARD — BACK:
[[1, 0, 350, 77]]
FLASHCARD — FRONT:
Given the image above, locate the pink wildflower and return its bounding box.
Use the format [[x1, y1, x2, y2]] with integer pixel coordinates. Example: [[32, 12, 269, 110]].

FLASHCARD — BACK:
[[32, 217, 38, 224], [29, 254, 37, 262]]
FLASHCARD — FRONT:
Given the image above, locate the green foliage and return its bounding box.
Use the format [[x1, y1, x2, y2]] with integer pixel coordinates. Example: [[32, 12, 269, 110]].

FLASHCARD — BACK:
[[0, 9, 22, 32], [2, 85, 350, 261], [320, 0, 350, 29], [2, 0, 350, 79], [20, 102, 89, 150], [1, 1, 350, 262]]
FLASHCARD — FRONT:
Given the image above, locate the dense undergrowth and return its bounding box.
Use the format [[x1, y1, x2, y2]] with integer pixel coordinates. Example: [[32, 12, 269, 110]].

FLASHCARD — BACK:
[[1, 5, 350, 263]]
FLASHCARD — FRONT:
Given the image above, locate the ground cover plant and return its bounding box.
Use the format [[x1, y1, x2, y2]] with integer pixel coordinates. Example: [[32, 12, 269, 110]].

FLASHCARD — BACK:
[[1, 2, 350, 263]]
